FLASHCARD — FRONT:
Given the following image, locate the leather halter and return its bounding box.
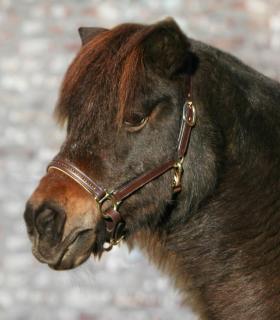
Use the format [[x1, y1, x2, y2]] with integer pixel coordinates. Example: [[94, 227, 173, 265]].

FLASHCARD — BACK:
[[47, 78, 196, 251]]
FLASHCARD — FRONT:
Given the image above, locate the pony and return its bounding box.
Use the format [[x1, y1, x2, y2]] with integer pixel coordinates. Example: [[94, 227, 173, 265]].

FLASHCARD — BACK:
[[24, 18, 280, 319]]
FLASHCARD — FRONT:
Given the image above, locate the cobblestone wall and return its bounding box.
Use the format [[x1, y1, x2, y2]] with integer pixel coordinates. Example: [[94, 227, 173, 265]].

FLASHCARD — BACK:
[[0, 1, 279, 319]]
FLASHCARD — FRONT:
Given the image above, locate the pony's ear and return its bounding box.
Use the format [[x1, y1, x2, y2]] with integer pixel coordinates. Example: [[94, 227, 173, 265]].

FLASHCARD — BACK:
[[78, 27, 108, 45], [144, 18, 196, 78]]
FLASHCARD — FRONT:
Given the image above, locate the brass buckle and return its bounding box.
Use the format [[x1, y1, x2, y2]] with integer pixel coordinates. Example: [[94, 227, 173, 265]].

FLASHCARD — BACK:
[[172, 158, 184, 193], [95, 191, 120, 213], [183, 101, 196, 127]]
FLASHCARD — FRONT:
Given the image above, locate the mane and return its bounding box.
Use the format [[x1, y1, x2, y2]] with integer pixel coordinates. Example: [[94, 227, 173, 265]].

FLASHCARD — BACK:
[[55, 23, 159, 128]]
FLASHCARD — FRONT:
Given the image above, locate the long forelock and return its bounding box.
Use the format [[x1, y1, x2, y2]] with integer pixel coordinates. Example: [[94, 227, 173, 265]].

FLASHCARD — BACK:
[[54, 23, 156, 129]]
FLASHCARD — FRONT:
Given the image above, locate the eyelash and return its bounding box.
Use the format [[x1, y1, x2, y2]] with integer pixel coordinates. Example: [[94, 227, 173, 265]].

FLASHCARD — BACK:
[[122, 99, 166, 132], [124, 114, 149, 132]]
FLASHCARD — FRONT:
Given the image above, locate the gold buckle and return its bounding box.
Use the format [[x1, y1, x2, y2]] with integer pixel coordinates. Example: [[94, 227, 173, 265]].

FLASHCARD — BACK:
[[95, 191, 121, 213], [172, 158, 184, 193], [184, 101, 196, 127]]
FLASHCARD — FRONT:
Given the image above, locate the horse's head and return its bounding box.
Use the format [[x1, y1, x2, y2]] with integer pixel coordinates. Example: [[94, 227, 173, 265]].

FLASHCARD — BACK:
[[24, 18, 207, 270]]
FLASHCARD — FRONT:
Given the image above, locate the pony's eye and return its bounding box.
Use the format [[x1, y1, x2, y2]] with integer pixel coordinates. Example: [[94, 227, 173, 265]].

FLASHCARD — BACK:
[[124, 113, 149, 132]]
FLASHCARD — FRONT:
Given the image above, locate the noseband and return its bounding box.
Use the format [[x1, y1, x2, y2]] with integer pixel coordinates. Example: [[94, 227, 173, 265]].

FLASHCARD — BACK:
[[47, 77, 196, 251]]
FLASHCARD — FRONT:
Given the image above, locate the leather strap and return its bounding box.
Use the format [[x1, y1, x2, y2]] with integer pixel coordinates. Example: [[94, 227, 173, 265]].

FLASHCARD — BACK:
[[112, 159, 175, 203], [103, 208, 125, 239], [48, 158, 106, 200]]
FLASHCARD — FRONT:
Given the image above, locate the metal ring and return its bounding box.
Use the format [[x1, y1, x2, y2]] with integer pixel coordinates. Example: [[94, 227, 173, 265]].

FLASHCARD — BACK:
[[186, 103, 196, 127], [103, 235, 124, 251], [96, 192, 121, 213]]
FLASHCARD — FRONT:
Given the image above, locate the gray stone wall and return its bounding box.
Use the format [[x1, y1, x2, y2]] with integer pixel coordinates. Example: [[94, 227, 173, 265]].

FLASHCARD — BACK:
[[0, 1, 279, 319]]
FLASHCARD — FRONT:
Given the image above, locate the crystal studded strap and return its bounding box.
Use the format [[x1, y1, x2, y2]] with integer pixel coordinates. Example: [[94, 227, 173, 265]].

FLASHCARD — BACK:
[[47, 158, 106, 200]]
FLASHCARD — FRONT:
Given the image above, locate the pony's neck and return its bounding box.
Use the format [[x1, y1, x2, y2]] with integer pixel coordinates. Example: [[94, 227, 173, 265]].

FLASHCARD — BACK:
[[131, 41, 280, 319]]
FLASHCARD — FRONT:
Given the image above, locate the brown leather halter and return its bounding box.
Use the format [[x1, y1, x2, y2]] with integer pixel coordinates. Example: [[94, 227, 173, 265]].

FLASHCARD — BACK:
[[47, 78, 196, 251]]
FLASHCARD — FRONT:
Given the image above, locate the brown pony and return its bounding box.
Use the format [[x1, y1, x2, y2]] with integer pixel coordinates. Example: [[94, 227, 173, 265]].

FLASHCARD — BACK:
[[24, 18, 280, 319]]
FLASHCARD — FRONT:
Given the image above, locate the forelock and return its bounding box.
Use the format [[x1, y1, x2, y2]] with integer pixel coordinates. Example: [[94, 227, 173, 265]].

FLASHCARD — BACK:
[[54, 23, 157, 129]]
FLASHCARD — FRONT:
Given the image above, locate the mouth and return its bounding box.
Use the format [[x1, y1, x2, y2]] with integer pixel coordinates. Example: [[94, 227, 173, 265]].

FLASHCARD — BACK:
[[32, 228, 96, 270]]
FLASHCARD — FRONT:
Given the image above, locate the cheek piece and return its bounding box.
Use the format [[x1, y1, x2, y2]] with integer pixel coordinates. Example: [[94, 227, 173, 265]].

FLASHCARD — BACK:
[[47, 77, 196, 251]]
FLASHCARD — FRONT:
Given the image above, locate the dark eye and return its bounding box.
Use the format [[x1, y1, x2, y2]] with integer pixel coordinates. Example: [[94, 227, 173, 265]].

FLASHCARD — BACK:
[[124, 113, 149, 132]]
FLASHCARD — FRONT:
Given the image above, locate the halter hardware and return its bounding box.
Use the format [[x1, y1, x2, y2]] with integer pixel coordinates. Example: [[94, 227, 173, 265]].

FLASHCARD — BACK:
[[47, 77, 196, 251], [184, 100, 196, 126], [173, 158, 184, 193], [96, 192, 121, 212]]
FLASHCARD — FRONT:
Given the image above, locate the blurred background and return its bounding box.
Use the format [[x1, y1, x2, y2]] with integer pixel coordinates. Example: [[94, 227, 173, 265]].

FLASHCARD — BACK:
[[0, 0, 280, 319]]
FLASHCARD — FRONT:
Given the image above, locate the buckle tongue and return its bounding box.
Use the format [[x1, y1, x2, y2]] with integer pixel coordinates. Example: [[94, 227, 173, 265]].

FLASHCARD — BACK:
[[172, 159, 184, 193], [183, 100, 196, 127]]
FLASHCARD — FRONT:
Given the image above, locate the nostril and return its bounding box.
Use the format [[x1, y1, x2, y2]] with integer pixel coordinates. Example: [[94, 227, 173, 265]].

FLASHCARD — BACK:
[[36, 209, 56, 235], [35, 206, 66, 241]]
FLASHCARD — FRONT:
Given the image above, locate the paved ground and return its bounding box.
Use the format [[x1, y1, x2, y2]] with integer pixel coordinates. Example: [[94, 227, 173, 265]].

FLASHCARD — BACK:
[[0, 1, 280, 319]]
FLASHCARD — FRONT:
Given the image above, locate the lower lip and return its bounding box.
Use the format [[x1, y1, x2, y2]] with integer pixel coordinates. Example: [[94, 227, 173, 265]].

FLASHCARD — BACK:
[[50, 230, 94, 270]]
